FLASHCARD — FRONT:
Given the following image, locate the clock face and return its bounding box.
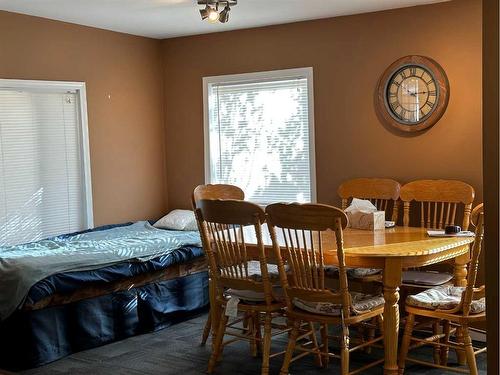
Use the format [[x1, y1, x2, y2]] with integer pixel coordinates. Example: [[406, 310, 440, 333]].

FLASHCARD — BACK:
[[385, 65, 439, 124]]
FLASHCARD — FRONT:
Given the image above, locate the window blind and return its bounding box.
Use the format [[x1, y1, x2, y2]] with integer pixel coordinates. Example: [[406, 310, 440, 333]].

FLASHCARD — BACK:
[[0, 88, 88, 246], [206, 74, 314, 205]]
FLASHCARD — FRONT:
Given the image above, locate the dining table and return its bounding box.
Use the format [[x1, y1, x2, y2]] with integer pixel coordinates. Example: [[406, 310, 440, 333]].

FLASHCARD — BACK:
[[237, 225, 475, 374]]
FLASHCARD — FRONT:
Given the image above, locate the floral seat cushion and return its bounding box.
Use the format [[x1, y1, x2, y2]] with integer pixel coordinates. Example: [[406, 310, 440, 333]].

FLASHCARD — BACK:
[[226, 286, 284, 302], [323, 266, 381, 278], [324, 265, 339, 277], [293, 291, 384, 316], [347, 268, 382, 278], [402, 270, 453, 286], [246, 261, 280, 282], [406, 285, 486, 314]]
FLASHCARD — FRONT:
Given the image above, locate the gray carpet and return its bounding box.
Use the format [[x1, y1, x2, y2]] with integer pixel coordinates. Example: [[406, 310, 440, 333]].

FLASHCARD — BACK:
[[10, 312, 486, 375]]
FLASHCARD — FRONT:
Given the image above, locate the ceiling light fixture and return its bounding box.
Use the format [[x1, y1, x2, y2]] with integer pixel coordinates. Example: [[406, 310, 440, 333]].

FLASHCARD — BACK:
[[199, 4, 211, 20], [218, 4, 231, 23], [198, 0, 237, 24]]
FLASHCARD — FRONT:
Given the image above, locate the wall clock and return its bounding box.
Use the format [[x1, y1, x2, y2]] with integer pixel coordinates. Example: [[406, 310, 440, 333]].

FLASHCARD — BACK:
[[376, 55, 449, 133]]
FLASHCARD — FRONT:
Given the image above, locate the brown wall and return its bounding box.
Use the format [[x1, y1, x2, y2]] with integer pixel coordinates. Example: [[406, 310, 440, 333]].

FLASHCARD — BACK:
[[0, 11, 167, 226], [162, 0, 483, 211], [0, 0, 484, 225]]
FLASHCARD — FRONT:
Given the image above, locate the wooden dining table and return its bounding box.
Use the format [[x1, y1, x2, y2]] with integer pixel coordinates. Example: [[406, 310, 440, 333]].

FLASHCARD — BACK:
[[239, 225, 475, 374]]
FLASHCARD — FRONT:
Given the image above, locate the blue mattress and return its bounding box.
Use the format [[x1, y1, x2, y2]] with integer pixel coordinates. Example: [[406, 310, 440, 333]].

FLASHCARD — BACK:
[[0, 222, 209, 370]]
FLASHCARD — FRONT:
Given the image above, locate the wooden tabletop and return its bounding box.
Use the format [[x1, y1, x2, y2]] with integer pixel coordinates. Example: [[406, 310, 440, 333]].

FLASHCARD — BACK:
[[243, 226, 474, 268]]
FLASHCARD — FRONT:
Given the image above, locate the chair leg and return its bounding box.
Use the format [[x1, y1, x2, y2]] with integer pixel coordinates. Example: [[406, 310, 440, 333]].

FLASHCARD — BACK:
[[440, 320, 451, 366], [357, 322, 366, 352], [201, 311, 212, 345], [455, 325, 467, 365], [432, 321, 441, 364], [340, 323, 350, 375], [280, 320, 300, 375], [208, 309, 229, 374], [208, 279, 219, 350], [248, 313, 258, 358], [307, 322, 323, 368], [398, 313, 415, 375], [253, 312, 263, 356], [321, 323, 330, 368], [261, 313, 273, 375], [366, 317, 377, 354], [377, 314, 384, 334], [463, 326, 479, 375]]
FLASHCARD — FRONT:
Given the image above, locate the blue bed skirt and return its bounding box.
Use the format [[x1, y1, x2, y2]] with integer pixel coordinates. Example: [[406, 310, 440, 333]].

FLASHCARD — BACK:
[[0, 271, 209, 370]]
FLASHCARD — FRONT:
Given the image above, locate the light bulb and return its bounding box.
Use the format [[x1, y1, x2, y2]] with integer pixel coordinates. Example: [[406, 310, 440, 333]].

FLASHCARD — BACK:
[[207, 8, 220, 22]]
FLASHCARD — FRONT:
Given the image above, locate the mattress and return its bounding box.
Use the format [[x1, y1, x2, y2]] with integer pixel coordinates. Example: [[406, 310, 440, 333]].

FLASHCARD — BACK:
[[24, 244, 205, 310]]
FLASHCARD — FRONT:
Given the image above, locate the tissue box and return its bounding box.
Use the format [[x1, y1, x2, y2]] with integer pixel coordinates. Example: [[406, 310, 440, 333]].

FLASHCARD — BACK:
[[347, 210, 386, 231]]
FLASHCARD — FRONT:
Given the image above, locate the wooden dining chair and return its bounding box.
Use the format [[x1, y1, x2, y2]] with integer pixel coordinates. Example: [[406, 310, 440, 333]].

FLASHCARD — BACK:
[[337, 178, 401, 282], [400, 179, 475, 288], [195, 199, 288, 375], [266, 203, 385, 375], [398, 204, 486, 375], [338, 178, 401, 222], [191, 184, 245, 345]]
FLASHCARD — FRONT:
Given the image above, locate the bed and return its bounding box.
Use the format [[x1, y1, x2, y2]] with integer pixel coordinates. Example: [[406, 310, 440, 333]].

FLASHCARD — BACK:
[[0, 221, 209, 370]]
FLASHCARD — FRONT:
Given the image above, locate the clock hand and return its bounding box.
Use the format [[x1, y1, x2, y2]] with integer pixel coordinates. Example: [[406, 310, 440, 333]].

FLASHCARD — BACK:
[[406, 88, 431, 96], [401, 86, 417, 97]]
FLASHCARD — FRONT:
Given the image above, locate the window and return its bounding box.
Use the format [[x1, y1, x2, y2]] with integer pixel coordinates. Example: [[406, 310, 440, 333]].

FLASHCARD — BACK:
[[0, 80, 92, 246], [203, 68, 316, 205]]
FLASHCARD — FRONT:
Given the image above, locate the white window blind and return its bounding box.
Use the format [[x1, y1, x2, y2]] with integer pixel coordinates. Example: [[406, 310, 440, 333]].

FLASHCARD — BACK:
[[0, 83, 92, 246], [205, 68, 315, 205]]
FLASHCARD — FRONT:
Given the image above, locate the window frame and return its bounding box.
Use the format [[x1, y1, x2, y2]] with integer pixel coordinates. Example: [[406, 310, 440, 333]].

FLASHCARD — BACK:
[[202, 67, 317, 204], [0, 78, 94, 230]]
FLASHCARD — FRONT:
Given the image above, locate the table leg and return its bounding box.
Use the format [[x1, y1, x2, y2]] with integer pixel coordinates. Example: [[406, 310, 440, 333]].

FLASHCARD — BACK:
[[454, 249, 469, 287], [383, 258, 402, 375], [454, 249, 470, 365]]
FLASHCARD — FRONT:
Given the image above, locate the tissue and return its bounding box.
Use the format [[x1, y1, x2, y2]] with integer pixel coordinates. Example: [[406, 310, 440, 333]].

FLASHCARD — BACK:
[[345, 198, 385, 231]]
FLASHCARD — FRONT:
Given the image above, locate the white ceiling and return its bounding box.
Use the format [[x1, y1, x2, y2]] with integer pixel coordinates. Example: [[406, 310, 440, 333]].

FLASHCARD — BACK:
[[0, 0, 449, 39]]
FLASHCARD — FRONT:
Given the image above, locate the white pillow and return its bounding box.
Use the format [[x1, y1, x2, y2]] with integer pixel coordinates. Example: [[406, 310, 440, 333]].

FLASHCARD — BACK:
[[153, 209, 198, 231]]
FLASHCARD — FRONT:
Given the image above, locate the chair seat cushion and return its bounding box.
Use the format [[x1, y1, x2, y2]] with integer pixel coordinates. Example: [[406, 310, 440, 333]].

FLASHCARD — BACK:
[[347, 268, 382, 278], [323, 267, 382, 278], [406, 286, 486, 314], [226, 286, 283, 302], [247, 261, 280, 282], [324, 265, 339, 277], [403, 271, 453, 286], [293, 292, 384, 316]]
